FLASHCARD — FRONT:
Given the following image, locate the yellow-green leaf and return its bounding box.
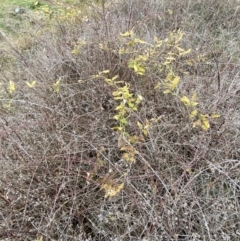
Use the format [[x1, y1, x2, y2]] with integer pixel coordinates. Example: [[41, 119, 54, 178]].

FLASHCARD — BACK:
[[179, 48, 192, 56], [191, 92, 197, 102], [189, 109, 198, 119], [112, 126, 123, 131], [101, 182, 124, 198], [163, 89, 171, 94], [165, 56, 175, 61], [113, 114, 120, 120], [118, 47, 126, 54], [9, 81, 15, 94], [171, 76, 180, 89], [136, 66, 145, 75], [200, 114, 210, 130], [137, 121, 143, 130], [122, 152, 136, 163], [154, 82, 161, 89], [112, 75, 119, 81], [112, 90, 122, 97], [26, 80, 36, 88], [191, 101, 198, 107], [211, 113, 221, 118], [133, 63, 138, 72], [167, 9, 173, 15], [181, 96, 191, 107], [34, 236, 43, 241], [53, 79, 60, 92], [176, 46, 184, 52], [101, 70, 110, 74], [120, 30, 134, 37], [136, 95, 143, 104], [143, 129, 148, 136], [134, 38, 148, 44], [144, 119, 150, 129], [193, 119, 201, 128]]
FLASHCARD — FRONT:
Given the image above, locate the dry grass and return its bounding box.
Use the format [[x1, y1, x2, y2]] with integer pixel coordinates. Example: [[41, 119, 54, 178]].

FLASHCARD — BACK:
[[0, 0, 239, 240]]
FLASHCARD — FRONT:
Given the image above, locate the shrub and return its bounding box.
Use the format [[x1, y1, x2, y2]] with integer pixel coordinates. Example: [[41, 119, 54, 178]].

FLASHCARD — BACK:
[[0, 0, 239, 240]]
